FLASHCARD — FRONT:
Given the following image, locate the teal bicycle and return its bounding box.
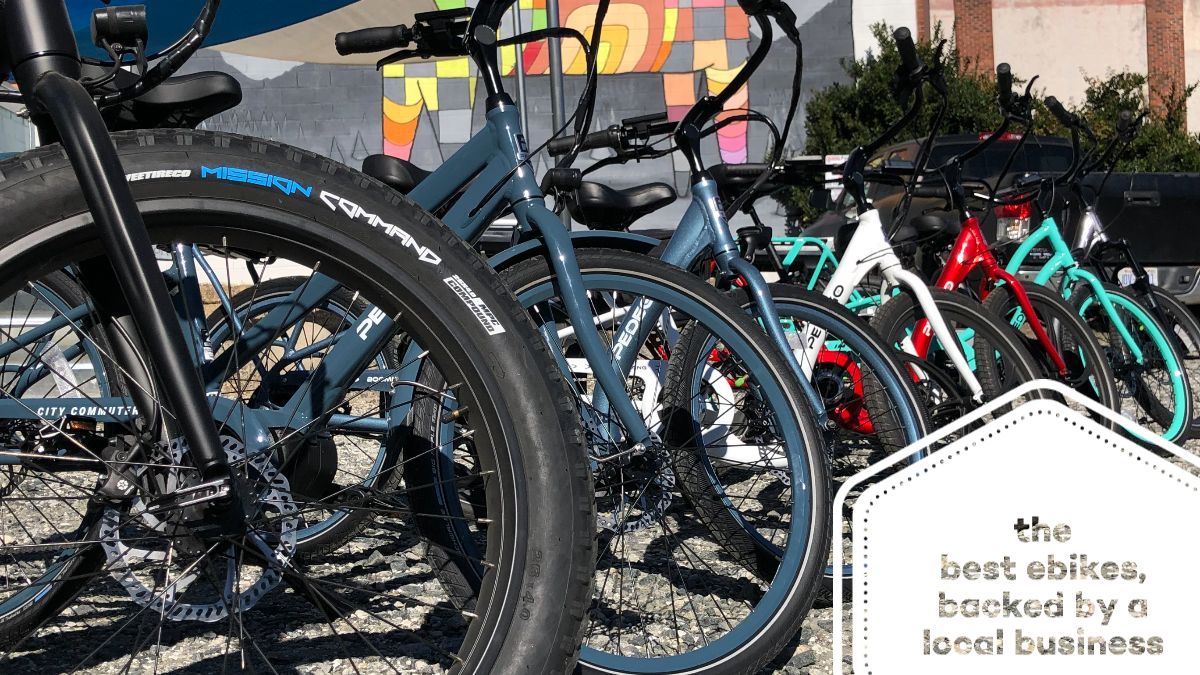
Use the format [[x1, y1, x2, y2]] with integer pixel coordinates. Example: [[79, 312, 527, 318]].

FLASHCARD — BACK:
[[758, 175, 1192, 442], [1004, 211, 1191, 440], [988, 97, 1194, 443]]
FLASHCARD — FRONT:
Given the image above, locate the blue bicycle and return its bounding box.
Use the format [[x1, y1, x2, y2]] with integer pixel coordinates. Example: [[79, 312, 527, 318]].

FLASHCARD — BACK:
[[337, 2, 932, 672], [0, 1, 596, 671]]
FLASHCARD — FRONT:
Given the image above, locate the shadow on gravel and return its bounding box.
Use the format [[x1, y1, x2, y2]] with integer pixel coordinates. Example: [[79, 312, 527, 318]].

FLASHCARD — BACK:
[[12, 582, 465, 672]]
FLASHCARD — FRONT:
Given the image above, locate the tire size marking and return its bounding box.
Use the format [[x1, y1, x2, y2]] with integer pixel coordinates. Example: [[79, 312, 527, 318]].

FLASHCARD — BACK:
[[518, 548, 543, 621], [443, 275, 506, 336]]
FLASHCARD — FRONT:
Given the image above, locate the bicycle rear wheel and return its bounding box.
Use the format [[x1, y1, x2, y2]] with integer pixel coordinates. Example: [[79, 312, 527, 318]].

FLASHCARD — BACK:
[[0, 130, 593, 673], [982, 282, 1118, 411]]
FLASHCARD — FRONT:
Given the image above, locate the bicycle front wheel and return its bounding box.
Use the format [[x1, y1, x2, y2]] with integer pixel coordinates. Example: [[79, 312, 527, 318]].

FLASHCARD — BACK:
[[871, 287, 1042, 414], [1069, 281, 1194, 443], [0, 130, 593, 673], [514, 250, 829, 674], [1142, 286, 1200, 438]]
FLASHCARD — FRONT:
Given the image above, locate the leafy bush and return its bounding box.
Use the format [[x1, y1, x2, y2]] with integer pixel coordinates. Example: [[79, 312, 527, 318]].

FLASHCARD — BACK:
[[780, 22, 1200, 219], [1037, 72, 1200, 172]]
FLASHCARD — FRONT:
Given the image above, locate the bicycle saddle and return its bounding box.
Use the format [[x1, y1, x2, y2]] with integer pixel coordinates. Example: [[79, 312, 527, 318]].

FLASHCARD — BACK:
[[893, 214, 962, 250], [96, 68, 242, 130], [709, 162, 770, 189], [362, 154, 432, 194], [567, 181, 677, 231]]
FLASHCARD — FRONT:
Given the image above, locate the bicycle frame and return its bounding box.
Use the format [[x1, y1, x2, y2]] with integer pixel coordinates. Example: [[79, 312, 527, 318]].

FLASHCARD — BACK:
[[0, 247, 402, 463], [1006, 216, 1144, 355], [1075, 206, 1175, 330], [0, 0, 231, 484], [773, 235, 883, 312], [915, 215, 1069, 375], [166, 0, 830, 448], [410, 100, 831, 431], [799, 209, 986, 400], [1004, 214, 1189, 437]]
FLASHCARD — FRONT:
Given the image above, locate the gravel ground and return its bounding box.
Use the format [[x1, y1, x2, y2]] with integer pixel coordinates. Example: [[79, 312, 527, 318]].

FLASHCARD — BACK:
[[5, 388, 1199, 673]]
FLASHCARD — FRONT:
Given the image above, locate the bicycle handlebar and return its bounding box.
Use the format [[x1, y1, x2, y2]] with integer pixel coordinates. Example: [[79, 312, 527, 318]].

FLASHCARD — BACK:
[[997, 62, 1013, 109], [1117, 109, 1135, 134], [1045, 96, 1076, 127], [911, 183, 951, 200]]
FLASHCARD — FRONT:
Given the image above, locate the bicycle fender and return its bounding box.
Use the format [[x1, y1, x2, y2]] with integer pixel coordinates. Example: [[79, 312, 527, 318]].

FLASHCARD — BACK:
[[487, 231, 660, 271]]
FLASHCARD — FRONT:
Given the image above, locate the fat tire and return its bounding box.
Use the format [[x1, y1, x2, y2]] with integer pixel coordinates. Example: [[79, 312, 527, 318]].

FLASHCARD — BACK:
[[0, 130, 594, 674]]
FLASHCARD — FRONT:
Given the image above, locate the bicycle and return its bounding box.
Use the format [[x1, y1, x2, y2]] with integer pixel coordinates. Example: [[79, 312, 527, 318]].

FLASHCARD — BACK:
[[723, 32, 1044, 427], [995, 97, 1195, 442], [334, 1, 875, 671], [880, 64, 1117, 413], [1026, 105, 1199, 433], [0, 1, 595, 671]]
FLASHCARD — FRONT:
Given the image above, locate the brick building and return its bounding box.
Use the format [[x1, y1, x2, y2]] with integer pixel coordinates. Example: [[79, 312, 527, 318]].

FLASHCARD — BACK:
[[857, 0, 1199, 128]]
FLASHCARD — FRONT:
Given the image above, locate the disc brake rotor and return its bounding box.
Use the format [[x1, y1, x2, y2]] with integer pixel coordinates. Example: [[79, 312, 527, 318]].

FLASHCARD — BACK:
[[100, 435, 298, 623], [593, 442, 675, 534]]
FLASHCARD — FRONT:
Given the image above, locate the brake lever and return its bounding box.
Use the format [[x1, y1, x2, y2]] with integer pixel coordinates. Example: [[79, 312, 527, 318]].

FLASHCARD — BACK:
[[1006, 76, 1038, 124], [377, 48, 418, 69]]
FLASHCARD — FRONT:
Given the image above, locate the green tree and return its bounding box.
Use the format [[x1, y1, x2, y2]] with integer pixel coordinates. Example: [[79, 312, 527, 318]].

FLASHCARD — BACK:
[[784, 23, 1002, 220], [781, 22, 1200, 219], [1039, 72, 1200, 172], [803, 23, 1000, 157]]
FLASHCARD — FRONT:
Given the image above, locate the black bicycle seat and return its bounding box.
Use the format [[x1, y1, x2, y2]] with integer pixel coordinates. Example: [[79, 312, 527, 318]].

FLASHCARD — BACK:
[[892, 214, 962, 251], [362, 154, 432, 194], [566, 181, 677, 231], [709, 162, 769, 189], [97, 68, 242, 130]]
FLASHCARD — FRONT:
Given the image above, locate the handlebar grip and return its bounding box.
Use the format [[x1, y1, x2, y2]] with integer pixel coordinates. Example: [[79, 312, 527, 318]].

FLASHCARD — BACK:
[[582, 128, 624, 151], [546, 136, 577, 156], [548, 127, 625, 156], [996, 63, 1013, 108], [1117, 110, 1134, 133], [1045, 96, 1075, 127], [719, 163, 771, 178], [335, 26, 408, 56], [894, 27, 923, 76]]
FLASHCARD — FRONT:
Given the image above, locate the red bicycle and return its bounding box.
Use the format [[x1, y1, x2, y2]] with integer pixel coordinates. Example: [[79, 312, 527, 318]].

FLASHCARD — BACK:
[[901, 64, 1119, 408]]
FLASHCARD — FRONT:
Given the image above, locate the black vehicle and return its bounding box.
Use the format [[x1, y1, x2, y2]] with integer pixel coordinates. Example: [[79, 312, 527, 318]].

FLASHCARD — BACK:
[[801, 133, 1074, 259], [1070, 170, 1200, 303]]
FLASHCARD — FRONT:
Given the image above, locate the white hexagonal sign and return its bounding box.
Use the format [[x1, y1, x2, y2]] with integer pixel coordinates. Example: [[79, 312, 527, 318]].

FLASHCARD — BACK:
[[832, 381, 1200, 674]]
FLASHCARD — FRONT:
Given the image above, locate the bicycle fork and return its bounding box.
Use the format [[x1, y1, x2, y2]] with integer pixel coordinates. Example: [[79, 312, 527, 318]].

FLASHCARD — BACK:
[[11, 4, 236, 514]]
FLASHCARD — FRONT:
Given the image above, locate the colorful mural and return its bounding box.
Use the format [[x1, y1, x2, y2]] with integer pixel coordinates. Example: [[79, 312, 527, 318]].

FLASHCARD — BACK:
[[384, 0, 755, 166], [170, 0, 851, 203]]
